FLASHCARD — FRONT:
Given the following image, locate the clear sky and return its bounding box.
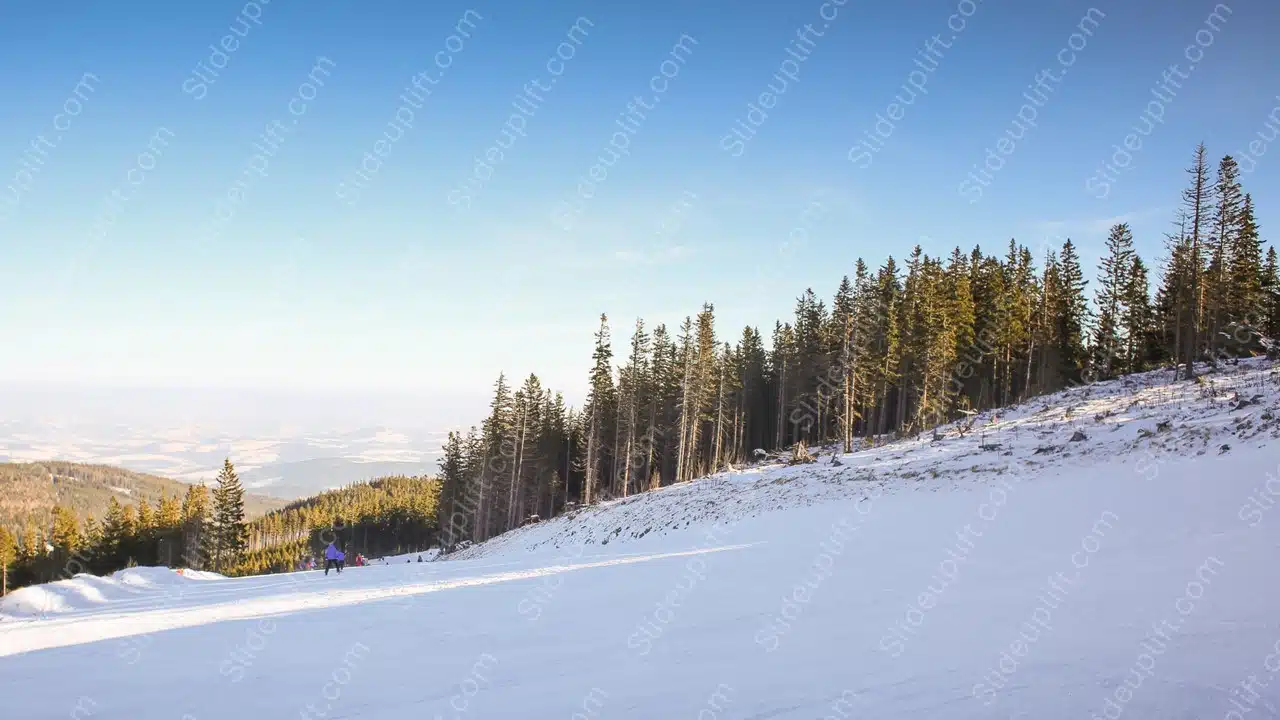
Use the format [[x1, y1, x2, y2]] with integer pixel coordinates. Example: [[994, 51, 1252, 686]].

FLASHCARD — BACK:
[[1, 0, 1278, 415]]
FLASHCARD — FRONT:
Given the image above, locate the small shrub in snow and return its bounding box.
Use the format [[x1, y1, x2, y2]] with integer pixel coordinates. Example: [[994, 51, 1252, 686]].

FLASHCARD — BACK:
[[789, 442, 816, 465]]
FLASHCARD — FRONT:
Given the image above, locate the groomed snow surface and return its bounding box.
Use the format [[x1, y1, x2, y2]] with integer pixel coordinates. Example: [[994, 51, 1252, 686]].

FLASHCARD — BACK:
[[5, 360, 1280, 719]]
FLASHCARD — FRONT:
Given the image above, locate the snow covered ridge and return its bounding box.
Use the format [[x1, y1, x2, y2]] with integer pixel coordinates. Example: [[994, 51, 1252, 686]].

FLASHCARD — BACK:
[[0, 566, 223, 619], [446, 358, 1280, 561]]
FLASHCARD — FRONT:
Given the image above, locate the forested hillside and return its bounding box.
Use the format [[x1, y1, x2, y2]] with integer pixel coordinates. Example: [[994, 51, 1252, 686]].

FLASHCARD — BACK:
[[0, 458, 440, 594], [0, 460, 285, 531], [435, 144, 1280, 552], [236, 474, 440, 575]]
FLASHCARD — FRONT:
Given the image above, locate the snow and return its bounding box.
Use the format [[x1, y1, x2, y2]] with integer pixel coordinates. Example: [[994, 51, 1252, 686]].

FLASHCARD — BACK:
[[0, 566, 223, 618], [3, 360, 1280, 719], [375, 547, 441, 564]]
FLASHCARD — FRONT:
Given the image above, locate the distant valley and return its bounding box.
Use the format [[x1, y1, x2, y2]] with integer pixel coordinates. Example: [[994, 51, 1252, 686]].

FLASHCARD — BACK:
[[0, 420, 445, 501]]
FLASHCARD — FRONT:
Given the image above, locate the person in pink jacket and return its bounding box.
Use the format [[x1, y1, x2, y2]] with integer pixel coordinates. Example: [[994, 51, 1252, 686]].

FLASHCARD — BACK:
[[324, 542, 345, 575]]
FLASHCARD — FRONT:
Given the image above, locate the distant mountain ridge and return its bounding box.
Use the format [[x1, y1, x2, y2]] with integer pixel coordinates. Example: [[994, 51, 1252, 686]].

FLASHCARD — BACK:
[[237, 458, 437, 499], [0, 461, 287, 531], [0, 421, 445, 501]]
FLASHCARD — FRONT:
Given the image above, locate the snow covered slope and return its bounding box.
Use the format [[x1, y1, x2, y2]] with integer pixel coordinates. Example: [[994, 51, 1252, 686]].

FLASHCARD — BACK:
[[3, 360, 1280, 719], [0, 566, 224, 618]]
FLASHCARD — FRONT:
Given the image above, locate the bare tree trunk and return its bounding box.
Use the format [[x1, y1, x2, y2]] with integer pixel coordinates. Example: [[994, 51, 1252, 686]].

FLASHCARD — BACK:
[[563, 433, 571, 513], [712, 366, 725, 472], [1024, 336, 1035, 398], [894, 356, 908, 434], [644, 400, 657, 491], [584, 407, 598, 505], [676, 355, 693, 483], [508, 405, 527, 529], [1185, 147, 1208, 380], [842, 314, 854, 453], [737, 399, 747, 461], [610, 401, 623, 497], [775, 358, 787, 448]]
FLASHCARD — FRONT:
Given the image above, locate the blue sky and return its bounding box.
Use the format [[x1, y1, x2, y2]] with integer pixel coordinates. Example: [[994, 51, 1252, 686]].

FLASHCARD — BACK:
[[0, 0, 1277, 417]]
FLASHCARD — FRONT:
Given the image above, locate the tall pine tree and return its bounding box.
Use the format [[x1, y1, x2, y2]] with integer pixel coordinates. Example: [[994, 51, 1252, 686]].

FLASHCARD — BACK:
[[211, 458, 248, 572], [1092, 223, 1136, 380]]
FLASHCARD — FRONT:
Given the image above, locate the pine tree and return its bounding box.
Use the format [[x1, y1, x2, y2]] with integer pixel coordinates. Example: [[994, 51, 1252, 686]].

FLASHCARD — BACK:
[[1035, 249, 1062, 392], [1056, 239, 1090, 384], [688, 303, 719, 476], [16, 524, 41, 565], [1122, 256, 1155, 373], [211, 458, 248, 572], [507, 373, 544, 528], [99, 497, 128, 568], [768, 321, 793, 447], [1206, 155, 1242, 353], [81, 516, 102, 572], [869, 258, 901, 438], [894, 248, 925, 433], [136, 500, 156, 564], [945, 248, 976, 412], [180, 483, 211, 569], [50, 505, 82, 557], [676, 316, 698, 481], [583, 314, 616, 503], [157, 493, 183, 530], [119, 504, 139, 566], [736, 325, 769, 458], [1263, 246, 1280, 342], [1092, 223, 1136, 380], [830, 275, 857, 452], [1229, 193, 1264, 328], [992, 241, 1031, 407], [436, 431, 467, 551], [1180, 143, 1211, 378], [619, 319, 651, 496]]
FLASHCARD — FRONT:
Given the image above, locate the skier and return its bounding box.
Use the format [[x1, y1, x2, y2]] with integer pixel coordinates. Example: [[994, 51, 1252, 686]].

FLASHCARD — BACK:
[[324, 542, 345, 575]]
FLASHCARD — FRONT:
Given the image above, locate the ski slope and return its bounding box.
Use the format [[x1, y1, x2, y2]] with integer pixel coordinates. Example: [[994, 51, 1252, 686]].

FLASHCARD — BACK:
[[4, 361, 1280, 719]]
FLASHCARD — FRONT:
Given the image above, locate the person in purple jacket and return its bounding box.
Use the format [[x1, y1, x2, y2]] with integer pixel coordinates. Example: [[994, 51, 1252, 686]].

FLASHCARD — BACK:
[[323, 542, 345, 575]]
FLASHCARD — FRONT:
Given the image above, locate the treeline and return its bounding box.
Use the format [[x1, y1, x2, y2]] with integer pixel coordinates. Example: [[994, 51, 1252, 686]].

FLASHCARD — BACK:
[[0, 459, 248, 594], [435, 143, 1279, 552], [241, 474, 441, 575], [0, 459, 441, 594]]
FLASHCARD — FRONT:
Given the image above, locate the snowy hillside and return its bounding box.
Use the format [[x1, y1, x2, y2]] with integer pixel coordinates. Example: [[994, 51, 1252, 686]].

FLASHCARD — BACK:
[[4, 360, 1280, 719], [451, 358, 1280, 560]]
